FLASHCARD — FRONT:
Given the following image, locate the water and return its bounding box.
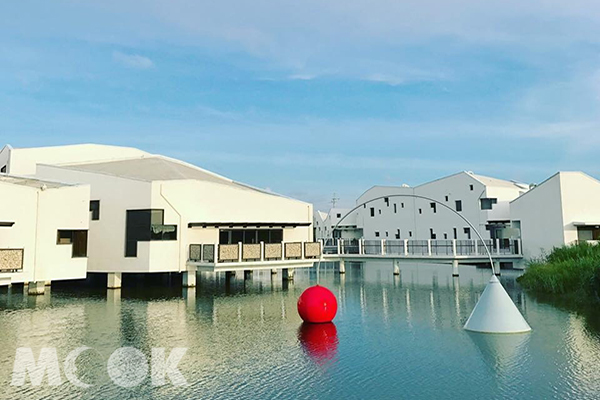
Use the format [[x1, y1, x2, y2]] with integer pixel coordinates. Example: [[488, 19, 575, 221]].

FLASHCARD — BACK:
[[1, 261, 599, 399]]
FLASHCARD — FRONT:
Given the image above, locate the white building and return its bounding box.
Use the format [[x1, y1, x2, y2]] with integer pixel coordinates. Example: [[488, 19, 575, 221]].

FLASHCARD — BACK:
[[510, 172, 600, 259], [0, 175, 90, 293], [1, 144, 314, 288], [314, 208, 362, 240], [354, 171, 528, 243]]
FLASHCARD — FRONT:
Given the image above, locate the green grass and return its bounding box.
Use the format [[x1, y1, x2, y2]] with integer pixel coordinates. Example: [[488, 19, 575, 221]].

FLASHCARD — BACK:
[[517, 242, 600, 304]]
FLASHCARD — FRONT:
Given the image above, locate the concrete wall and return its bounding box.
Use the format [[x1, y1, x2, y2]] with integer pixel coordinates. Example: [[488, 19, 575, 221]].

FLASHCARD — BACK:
[[510, 174, 565, 259], [557, 172, 600, 245], [0, 180, 89, 285]]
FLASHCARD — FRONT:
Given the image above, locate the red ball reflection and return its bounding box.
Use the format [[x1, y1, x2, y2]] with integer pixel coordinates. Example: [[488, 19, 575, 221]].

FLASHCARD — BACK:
[[297, 285, 338, 323], [298, 322, 338, 364]]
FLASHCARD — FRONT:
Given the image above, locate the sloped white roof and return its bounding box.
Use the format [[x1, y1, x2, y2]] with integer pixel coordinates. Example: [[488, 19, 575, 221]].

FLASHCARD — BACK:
[[468, 172, 528, 190], [51, 156, 286, 198], [0, 174, 74, 189]]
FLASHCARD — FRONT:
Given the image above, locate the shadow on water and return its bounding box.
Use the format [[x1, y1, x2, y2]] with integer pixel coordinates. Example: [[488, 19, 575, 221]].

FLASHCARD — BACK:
[[526, 291, 600, 335]]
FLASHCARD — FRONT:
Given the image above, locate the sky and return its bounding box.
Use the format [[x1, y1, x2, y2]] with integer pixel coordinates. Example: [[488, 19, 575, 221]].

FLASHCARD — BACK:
[[2, 0, 600, 210]]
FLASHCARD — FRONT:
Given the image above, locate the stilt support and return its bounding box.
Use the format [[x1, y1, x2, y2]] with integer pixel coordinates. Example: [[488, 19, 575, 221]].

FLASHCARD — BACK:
[[28, 281, 45, 295], [183, 270, 197, 287], [271, 268, 278, 275], [393, 260, 400, 276], [494, 261, 501, 276], [339, 260, 346, 274], [283, 268, 295, 281], [452, 260, 459, 277], [107, 272, 122, 289], [244, 270, 253, 280]]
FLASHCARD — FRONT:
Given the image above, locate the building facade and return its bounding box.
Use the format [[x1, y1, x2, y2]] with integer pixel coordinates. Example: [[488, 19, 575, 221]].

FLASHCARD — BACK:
[[510, 172, 600, 259], [0, 175, 90, 292], [2, 144, 314, 287]]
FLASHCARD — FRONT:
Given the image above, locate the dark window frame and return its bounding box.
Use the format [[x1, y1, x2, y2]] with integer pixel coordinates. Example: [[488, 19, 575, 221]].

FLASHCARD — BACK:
[[455, 200, 462, 212], [56, 229, 88, 258], [90, 200, 100, 221]]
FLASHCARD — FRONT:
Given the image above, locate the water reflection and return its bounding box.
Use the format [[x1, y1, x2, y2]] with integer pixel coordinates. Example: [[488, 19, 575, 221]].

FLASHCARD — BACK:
[[0, 262, 598, 399], [297, 323, 338, 365]]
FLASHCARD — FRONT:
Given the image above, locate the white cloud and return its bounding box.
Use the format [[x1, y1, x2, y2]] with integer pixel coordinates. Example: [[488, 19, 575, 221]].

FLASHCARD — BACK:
[[112, 51, 154, 69]]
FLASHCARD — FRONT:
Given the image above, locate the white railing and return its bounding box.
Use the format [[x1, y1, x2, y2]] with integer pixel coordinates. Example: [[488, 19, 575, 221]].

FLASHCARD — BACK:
[[322, 238, 522, 257], [189, 241, 322, 264]]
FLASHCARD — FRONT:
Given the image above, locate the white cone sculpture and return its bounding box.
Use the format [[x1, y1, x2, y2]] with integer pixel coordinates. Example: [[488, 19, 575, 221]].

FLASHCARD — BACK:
[[464, 275, 531, 333]]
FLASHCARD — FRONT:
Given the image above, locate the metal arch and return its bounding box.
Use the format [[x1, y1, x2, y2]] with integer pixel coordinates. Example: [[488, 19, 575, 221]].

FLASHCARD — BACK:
[[329, 193, 495, 272]]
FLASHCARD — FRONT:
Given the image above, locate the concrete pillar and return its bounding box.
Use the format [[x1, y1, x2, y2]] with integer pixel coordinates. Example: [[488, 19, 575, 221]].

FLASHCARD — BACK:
[[27, 281, 45, 295], [452, 260, 459, 277], [45, 281, 51, 287], [183, 270, 197, 287], [337, 239, 341, 254], [494, 261, 501, 276], [496, 239, 501, 255], [283, 268, 295, 281], [427, 240, 432, 256], [381, 239, 386, 255], [452, 239, 457, 256], [271, 268, 278, 275], [474, 239, 478, 255], [358, 238, 364, 255], [339, 259, 346, 274], [404, 239, 409, 256], [238, 242, 243, 262], [260, 242, 265, 261], [393, 260, 400, 276], [107, 272, 122, 289]]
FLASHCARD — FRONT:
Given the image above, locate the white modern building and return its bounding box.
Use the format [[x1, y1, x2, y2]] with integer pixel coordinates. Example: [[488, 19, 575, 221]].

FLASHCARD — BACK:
[[510, 172, 600, 259], [314, 208, 362, 240], [0, 174, 90, 293], [1, 144, 316, 288], [354, 171, 528, 243]]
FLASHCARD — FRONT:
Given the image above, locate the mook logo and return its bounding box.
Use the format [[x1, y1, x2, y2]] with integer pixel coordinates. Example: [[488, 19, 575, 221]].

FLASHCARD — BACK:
[[11, 347, 188, 388]]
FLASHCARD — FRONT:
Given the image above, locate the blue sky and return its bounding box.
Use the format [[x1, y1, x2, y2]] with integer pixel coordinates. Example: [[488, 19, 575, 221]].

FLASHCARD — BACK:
[[2, 0, 600, 210]]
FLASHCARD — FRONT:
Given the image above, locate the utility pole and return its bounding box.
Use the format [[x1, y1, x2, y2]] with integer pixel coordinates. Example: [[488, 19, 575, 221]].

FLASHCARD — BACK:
[[331, 192, 340, 209]]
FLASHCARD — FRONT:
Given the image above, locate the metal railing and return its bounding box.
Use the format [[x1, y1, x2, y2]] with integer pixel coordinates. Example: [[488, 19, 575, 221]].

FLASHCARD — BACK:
[[328, 238, 522, 258]]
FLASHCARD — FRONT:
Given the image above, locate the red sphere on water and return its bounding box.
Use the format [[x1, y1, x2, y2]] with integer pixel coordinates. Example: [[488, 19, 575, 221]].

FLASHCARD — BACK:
[[297, 285, 338, 323]]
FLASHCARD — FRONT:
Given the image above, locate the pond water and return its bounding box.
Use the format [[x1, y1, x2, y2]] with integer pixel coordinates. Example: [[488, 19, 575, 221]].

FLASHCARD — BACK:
[[1, 261, 599, 399]]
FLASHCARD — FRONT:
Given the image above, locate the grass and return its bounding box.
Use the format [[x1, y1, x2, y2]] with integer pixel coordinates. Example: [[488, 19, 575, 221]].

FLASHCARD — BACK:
[[517, 242, 600, 304]]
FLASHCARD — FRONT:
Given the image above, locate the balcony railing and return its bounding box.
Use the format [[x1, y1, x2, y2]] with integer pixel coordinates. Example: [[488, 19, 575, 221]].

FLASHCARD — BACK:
[[188, 241, 322, 264]]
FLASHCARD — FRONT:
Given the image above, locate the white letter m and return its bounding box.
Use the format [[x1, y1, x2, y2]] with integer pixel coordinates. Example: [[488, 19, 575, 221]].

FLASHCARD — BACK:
[[11, 348, 62, 386]]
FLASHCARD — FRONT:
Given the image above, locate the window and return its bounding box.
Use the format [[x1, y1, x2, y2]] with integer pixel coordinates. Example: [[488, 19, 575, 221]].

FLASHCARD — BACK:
[[126, 209, 177, 257], [430, 229, 436, 239], [409, 231, 413, 237], [480, 198, 498, 210], [394, 204, 397, 213], [386, 231, 389, 237], [220, 229, 283, 244], [90, 200, 100, 220], [336, 213, 341, 218], [464, 227, 471, 239], [443, 233, 448, 239], [395, 229, 400, 239], [469, 184, 474, 191], [430, 203, 436, 213], [419, 209, 422, 214], [375, 231, 380, 238], [445, 195, 449, 202], [379, 209, 381, 214], [453, 228, 457, 239], [455, 200, 462, 212], [401, 203, 405, 208], [56, 230, 88, 258], [384, 197, 389, 206], [370, 207, 375, 217], [0, 165, 6, 173]]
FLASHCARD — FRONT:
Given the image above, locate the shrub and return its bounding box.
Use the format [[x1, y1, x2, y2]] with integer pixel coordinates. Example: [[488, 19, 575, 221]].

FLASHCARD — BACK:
[[517, 242, 600, 303]]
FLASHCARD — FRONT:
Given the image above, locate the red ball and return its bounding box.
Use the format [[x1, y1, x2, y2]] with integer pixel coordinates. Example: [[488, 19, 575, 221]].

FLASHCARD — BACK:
[[297, 285, 338, 323]]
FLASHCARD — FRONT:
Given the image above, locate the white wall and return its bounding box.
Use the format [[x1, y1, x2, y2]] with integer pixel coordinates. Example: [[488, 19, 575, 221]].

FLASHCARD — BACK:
[[510, 174, 565, 259], [557, 172, 600, 245], [0, 180, 89, 284]]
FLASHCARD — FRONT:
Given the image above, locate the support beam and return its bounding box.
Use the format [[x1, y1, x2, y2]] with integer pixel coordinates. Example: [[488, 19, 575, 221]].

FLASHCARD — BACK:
[[452, 260, 459, 277], [183, 270, 197, 287], [339, 259, 346, 274], [27, 281, 45, 295], [107, 272, 122, 289], [494, 261, 501, 276], [393, 260, 400, 276]]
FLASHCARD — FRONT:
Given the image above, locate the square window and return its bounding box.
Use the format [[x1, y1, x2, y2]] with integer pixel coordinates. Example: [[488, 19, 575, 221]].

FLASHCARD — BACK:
[[375, 231, 380, 237]]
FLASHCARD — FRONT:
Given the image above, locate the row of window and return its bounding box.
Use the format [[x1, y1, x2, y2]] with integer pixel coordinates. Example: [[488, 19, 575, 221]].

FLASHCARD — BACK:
[[368, 197, 498, 217], [373, 227, 472, 240]]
